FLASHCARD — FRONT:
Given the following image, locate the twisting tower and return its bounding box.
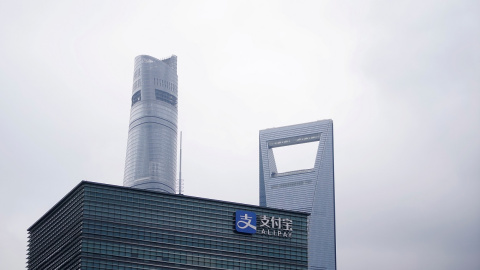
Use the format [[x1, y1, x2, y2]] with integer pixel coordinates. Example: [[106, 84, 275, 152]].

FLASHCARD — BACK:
[[124, 55, 178, 193]]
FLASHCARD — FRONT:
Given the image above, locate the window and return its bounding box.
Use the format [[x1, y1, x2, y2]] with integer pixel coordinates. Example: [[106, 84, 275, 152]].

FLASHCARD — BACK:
[[131, 91, 141, 106], [155, 89, 177, 107]]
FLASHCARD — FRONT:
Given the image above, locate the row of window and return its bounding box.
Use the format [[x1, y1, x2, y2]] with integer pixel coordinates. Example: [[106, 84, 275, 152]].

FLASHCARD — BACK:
[[29, 225, 82, 267], [84, 193, 303, 220], [29, 195, 83, 261], [126, 118, 178, 135], [85, 219, 305, 250], [155, 89, 177, 107], [30, 190, 83, 239], [29, 239, 81, 269], [84, 201, 241, 226], [84, 211, 306, 248], [153, 77, 177, 92], [129, 105, 178, 117], [82, 240, 306, 270], [83, 238, 305, 262], [82, 257, 305, 270], [133, 79, 142, 89], [132, 78, 178, 93], [131, 90, 178, 108], [84, 201, 307, 240], [28, 190, 85, 269], [83, 205, 307, 244], [83, 223, 307, 260], [84, 188, 307, 227], [83, 197, 307, 244]]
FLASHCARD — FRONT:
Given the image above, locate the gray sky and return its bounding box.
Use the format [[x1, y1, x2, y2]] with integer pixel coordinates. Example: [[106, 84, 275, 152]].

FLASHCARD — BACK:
[[1, 0, 479, 269]]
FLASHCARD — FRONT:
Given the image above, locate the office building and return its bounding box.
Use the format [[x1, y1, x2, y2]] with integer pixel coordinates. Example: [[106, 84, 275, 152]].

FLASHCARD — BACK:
[[124, 55, 178, 193], [259, 120, 336, 270], [28, 181, 309, 270]]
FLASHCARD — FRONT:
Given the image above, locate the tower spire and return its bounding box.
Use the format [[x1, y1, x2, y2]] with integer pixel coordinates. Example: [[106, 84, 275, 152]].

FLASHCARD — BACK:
[[178, 131, 183, 194]]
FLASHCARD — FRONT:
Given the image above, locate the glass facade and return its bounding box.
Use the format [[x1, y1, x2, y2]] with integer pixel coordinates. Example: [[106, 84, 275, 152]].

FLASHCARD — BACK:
[[259, 120, 337, 270], [124, 55, 178, 193], [28, 181, 308, 270]]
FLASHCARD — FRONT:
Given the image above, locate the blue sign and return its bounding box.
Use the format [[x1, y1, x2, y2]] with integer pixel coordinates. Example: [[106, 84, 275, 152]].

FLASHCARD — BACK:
[[235, 210, 257, 234]]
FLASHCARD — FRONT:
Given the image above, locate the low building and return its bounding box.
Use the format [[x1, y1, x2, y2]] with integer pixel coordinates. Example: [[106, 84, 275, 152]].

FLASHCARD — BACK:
[[28, 181, 308, 270]]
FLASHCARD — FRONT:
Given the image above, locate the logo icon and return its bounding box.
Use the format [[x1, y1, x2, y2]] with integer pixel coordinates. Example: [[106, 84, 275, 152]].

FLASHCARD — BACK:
[[235, 210, 257, 234]]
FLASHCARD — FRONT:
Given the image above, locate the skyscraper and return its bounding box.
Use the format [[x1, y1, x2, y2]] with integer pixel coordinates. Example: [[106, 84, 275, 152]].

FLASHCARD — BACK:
[[259, 120, 336, 270], [124, 55, 178, 193]]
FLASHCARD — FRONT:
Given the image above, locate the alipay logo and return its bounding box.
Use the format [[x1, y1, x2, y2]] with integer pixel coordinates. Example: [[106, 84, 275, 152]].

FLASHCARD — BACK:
[[235, 210, 257, 234]]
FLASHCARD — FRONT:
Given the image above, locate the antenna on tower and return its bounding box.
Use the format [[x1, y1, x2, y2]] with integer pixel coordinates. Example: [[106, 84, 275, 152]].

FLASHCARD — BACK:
[[178, 131, 183, 195]]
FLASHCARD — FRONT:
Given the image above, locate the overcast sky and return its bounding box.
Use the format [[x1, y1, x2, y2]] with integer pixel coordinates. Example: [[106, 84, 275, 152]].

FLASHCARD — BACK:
[[0, 0, 479, 269]]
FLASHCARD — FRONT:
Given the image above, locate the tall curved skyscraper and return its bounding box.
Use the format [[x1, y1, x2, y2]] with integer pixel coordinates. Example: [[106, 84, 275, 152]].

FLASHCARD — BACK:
[[124, 55, 178, 193]]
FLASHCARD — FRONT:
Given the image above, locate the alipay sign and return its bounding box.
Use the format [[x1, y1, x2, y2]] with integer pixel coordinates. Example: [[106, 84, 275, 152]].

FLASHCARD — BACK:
[[235, 210, 293, 238], [235, 210, 257, 234]]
